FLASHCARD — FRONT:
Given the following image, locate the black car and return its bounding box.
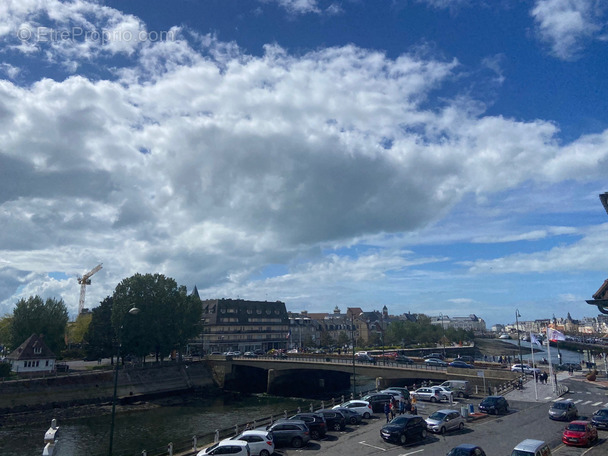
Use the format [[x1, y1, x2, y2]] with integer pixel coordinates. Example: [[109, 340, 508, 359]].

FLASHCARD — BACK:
[[316, 409, 346, 431], [288, 413, 327, 439], [454, 356, 475, 364], [362, 393, 394, 413], [448, 360, 474, 369], [447, 444, 487, 456], [380, 414, 427, 444], [333, 407, 363, 425], [591, 408, 608, 429], [394, 355, 415, 364], [355, 353, 376, 364], [558, 362, 582, 371], [478, 396, 509, 415]]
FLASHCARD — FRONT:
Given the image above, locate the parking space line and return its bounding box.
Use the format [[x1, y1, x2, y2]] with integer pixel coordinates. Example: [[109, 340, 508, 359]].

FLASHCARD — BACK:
[[592, 401, 603, 406], [604, 402, 608, 407], [582, 401, 592, 405], [544, 397, 552, 400], [399, 450, 424, 456], [573, 400, 583, 404], [359, 441, 386, 451]]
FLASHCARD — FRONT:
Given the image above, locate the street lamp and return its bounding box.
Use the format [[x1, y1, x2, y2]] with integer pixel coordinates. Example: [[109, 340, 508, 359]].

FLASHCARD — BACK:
[[515, 309, 524, 376], [439, 313, 446, 358], [351, 314, 356, 398], [109, 306, 140, 456]]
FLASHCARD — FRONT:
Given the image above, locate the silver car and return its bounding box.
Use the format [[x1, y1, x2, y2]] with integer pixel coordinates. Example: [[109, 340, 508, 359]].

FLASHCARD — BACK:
[[425, 409, 465, 433], [413, 386, 444, 403]]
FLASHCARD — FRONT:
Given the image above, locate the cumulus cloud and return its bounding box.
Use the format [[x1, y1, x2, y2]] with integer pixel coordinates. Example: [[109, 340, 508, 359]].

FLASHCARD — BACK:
[[531, 0, 607, 60]]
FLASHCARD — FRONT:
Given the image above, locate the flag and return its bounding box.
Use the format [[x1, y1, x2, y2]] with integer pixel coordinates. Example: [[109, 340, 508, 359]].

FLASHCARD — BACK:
[[547, 328, 565, 341], [530, 333, 542, 347]]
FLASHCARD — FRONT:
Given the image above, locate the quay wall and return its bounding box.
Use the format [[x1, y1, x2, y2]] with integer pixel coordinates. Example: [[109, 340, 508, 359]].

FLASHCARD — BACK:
[[0, 361, 217, 413]]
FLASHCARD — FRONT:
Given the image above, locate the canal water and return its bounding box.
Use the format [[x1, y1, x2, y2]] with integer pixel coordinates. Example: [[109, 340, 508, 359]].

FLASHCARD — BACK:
[[0, 377, 379, 456]]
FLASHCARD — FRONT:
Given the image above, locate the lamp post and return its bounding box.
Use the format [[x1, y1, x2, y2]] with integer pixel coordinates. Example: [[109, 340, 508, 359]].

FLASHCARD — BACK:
[[515, 309, 524, 376], [351, 314, 356, 397], [109, 306, 140, 456], [440, 313, 446, 359]]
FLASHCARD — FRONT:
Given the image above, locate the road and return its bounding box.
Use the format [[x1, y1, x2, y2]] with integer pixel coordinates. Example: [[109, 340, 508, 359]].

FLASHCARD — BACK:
[[272, 374, 608, 456]]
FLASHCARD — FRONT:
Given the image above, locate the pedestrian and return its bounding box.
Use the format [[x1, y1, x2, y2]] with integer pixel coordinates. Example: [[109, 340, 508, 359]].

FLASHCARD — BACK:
[[384, 402, 390, 423], [411, 396, 418, 415], [399, 397, 405, 415], [568, 365, 573, 376], [390, 400, 396, 420]]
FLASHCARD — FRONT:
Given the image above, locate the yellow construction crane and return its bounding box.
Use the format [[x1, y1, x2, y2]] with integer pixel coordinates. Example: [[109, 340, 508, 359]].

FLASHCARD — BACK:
[[78, 263, 103, 315]]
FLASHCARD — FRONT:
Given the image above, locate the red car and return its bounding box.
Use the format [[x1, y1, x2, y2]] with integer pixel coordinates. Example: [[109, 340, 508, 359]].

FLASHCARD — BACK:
[[562, 420, 598, 447]]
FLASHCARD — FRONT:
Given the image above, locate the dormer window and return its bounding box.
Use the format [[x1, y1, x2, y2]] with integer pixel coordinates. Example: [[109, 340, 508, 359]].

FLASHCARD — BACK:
[[34, 347, 42, 354]]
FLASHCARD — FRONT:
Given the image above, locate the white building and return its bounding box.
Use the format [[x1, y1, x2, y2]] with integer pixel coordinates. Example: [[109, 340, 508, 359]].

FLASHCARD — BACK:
[[6, 333, 56, 375]]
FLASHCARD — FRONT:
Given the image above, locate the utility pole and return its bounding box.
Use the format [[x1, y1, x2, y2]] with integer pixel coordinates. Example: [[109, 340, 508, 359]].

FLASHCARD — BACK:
[[516, 309, 524, 376]]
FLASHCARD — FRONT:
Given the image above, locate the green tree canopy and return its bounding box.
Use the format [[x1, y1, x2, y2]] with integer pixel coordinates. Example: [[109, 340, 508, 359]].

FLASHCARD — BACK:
[[10, 296, 69, 354], [112, 273, 202, 361], [84, 296, 114, 360]]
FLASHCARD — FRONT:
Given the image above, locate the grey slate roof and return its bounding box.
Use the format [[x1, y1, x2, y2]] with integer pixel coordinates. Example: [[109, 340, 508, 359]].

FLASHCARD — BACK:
[[6, 333, 56, 361]]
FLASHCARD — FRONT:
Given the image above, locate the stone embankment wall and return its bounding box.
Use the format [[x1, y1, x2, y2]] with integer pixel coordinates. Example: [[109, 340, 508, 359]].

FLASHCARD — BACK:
[[0, 361, 216, 413]]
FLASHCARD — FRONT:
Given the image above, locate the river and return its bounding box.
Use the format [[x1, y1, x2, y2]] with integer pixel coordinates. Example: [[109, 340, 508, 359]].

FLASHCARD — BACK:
[[0, 377, 379, 456]]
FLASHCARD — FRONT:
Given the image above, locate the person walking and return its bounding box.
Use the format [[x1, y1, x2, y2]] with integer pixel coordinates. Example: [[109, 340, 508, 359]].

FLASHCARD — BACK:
[[411, 395, 418, 415], [399, 396, 405, 415], [384, 402, 390, 423]]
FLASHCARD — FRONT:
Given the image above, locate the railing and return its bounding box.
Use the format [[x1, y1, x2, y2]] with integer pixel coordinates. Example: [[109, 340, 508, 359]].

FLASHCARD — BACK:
[[92, 390, 379, 456]]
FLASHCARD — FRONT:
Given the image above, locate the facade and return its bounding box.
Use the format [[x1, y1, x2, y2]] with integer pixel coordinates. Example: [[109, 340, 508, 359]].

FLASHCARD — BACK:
[[6, 333, 56, 374], [431, 314, 486, 332], [198, 299, 290, 354]]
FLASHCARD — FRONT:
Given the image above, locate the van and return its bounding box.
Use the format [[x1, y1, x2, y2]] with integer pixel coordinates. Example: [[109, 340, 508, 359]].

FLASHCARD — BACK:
[[511, 439, 551, 456], [440, 380, 473, 398]]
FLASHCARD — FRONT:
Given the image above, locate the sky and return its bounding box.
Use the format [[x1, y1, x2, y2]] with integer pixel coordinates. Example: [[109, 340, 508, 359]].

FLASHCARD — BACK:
[[1, 0, 608, 328]]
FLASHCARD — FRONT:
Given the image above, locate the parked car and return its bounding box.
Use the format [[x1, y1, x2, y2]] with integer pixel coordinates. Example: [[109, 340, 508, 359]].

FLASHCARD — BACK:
[[332, 407, 363, 424], [562, 420, 598, 447], [549, 400, 578, 421], [425, 358, 448, 367], [197, 440, 250, 456], [425, 409, 465, 434], [288, 413, 327, 439], [449, 360, 474, 369], [333, 400, 373, 419], [591, 407, 608, 429], [316, 409, 346, 431], [55, 363, 69, 372], [413, 387, 444, 403], [229, 431, 274, 456], [382, 387, 410, 400], [510, 364, 540, 375], [434, 386, 454, 401], [447, 444, 487, 456], [510, 439, 552, 456], [478, 396, 509, 415], [380, 389, 406, 402], [440, 380, 473, 398], [266, 420, 310, 448], [380, 414, 427, 444], [426, 353, 445, 359], [362, 393, 394, 412], [558, 362, 582, 371]]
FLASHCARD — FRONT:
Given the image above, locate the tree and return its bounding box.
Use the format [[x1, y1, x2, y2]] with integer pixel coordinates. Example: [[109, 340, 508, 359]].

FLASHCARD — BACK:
[[10, 296, 69, 354], [83, 296, 115, 361], [112, 273, 202, 361], [337, 331, 350, 347]]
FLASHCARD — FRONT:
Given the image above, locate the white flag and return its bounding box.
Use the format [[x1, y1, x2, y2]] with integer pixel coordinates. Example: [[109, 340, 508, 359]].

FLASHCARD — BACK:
[[530, 333, 542, 347], [547, 328, 565, 341]]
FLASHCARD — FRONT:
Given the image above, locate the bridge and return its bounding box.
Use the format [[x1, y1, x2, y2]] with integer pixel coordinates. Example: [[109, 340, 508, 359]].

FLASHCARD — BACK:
[[207, 355, 520, 395]]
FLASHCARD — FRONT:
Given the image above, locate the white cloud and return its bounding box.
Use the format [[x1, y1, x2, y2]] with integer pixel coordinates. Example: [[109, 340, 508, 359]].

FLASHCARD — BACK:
[[531, 0, 607, 60], [260, 0, 321, 14]]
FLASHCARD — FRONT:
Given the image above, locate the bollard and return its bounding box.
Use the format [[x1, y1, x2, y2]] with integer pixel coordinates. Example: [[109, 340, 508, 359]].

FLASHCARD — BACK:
[[341, 395, 345, 403], [350, 392, 354, 400], [215, 430, 220, 442], [321, 401, 325, 409], [235, 424, 239, 435], [253, 420, 257, 428], [331, 398, 335, 406], [168, 442, 173, 456], [284, 410, 287, 419], [142, 451, 147, 456], [193, 436, 198, 450], [310, 403, 313, 412], [297, 406, 301, 413]]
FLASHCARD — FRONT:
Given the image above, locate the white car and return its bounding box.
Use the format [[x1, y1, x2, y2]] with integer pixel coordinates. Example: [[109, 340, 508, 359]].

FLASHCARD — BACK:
[[380, 389, 406, 402], [333, 400, 373, 418], [197, 440, 250, 456], [433, 386, 454, 401], [413, 386, 447, 403], [229, 430, 274, 456], [510, 364, 540, 375]]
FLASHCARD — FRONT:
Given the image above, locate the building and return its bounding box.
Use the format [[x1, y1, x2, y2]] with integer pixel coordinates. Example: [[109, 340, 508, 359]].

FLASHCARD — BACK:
[[5, 334, 56, 375], [198, 299, 290, 354], [430, 314, 486, 332]]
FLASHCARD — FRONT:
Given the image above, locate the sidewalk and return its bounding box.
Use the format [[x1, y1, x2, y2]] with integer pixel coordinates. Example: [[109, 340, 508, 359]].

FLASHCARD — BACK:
[[505, 371, 570, 403]]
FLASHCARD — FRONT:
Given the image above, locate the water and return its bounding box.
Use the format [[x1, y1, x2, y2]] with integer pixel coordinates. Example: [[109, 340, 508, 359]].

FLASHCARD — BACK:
[[499, 339, 587, 365], [0, 377, 379, 456]]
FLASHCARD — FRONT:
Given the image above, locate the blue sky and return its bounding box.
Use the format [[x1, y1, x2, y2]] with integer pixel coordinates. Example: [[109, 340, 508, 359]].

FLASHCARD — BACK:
[[1, 0, 608, 328]]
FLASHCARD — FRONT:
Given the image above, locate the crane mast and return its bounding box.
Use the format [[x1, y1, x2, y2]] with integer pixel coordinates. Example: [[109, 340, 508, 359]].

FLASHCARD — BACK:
[[78, 263, 103, 315]]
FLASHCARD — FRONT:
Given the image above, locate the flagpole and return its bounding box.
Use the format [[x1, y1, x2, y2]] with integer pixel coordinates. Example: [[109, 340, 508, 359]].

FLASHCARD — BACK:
[[546, 327, 556, 394], [530, 331, 538, 401]]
